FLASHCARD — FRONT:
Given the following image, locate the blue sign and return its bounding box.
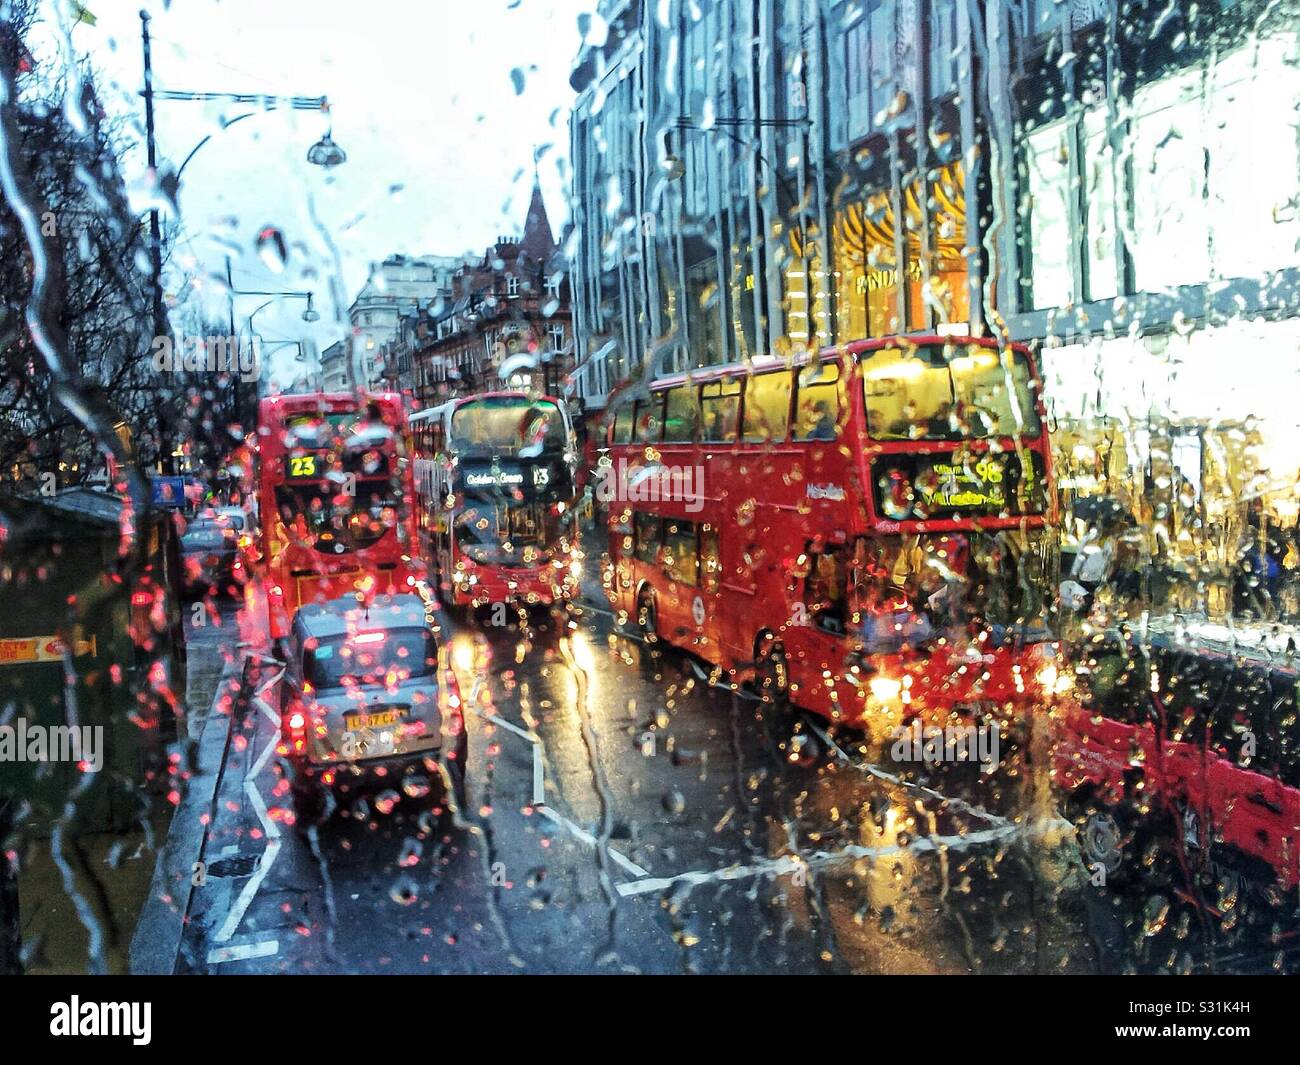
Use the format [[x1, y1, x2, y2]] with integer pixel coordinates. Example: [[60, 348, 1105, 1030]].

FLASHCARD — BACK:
[[150, 476, 186, 508]]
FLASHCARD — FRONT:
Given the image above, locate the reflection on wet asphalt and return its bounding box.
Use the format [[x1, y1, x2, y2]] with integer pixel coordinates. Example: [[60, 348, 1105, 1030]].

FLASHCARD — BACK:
[[179, 597, 1295, 974]]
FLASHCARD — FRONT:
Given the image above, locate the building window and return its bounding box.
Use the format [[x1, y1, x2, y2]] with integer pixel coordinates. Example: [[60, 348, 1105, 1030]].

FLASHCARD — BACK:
[[1025, 118, 1075, 310], [548, 324, 565, 351], [506, 275, 520, 296], [545, 276, 562, 299]]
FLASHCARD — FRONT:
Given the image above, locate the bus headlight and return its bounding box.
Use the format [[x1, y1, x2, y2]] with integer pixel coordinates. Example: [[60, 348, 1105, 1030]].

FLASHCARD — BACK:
[[1036, 663, 1074, 695], [868, 676, 903, 702], [569, 559, 583, 579]]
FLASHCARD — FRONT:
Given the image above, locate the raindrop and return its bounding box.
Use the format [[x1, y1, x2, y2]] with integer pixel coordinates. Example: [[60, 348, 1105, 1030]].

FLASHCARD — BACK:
[[255, 225, 288, 274], [398, 838, 423, 868], [373, 789, 401, 816], [509, 67, 526, 96], [389, 875, 420, 906]]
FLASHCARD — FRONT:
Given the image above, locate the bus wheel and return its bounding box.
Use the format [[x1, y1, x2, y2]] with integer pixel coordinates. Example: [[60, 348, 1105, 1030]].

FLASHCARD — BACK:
[[636, 588, 658, 643]]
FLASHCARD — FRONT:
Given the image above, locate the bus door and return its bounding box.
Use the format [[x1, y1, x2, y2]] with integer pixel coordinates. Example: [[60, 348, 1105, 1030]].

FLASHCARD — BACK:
[[657, 516, 702, 644], [781, 541, 857, 717]]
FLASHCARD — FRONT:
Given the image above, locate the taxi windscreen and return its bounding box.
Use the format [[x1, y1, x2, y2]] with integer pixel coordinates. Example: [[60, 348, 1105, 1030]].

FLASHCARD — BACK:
[[304, 630, 437, 690]]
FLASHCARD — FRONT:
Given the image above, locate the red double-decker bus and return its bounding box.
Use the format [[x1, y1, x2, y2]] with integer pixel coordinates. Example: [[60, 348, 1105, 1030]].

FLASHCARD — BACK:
[[254, 392, 423, 640], [603, 335, 1058, 759], [410, 391, 581, 609]]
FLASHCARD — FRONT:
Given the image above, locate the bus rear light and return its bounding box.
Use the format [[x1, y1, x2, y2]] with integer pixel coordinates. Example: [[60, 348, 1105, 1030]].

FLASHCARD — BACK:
[[287, 711, 306, 731], [130, 590, 153, 607]]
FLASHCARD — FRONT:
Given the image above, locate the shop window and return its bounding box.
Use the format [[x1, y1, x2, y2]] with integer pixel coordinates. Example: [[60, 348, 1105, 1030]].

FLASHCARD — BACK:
[[741, 370, 792, 443], [701, 379, 741, 442], [686, 258, 724, 366], [1026, 118, 1075, 309], [1082, 109, 1119, 301], [1129, 71, 1210, 292], [1204, 37, 1300, 283]]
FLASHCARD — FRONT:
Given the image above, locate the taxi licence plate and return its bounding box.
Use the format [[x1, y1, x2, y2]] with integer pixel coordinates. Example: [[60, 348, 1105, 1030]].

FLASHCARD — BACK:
[[344, 708, 408, 731]]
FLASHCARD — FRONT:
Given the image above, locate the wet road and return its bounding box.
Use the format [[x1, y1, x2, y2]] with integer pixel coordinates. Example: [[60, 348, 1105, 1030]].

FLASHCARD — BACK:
[[172, 593, 1295, 975]]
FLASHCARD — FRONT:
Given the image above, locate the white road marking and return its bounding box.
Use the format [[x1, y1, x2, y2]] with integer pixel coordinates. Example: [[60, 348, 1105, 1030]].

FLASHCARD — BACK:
[[213, 838, 281, 944], [207, 938, 280, 964], [213, 664, 285, 945], [532, 742, 545, 807], [469, 702, 647, 876], [804, 718, 1012, 828], [538, 806, 650, 879], [615, 823, 1022, 898], [475, 708, 536, 744]]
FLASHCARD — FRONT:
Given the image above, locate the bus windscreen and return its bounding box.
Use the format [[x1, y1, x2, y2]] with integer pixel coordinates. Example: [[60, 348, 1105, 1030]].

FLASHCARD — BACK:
[[450, 397, 566, 459]]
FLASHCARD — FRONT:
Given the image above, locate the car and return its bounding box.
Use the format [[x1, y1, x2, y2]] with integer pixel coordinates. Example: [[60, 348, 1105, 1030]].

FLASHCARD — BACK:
[[179, 514, 243, 598], [281, 592, 466, 827]]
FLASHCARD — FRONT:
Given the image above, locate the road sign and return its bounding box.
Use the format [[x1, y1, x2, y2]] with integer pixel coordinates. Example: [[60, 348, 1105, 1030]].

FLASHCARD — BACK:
[[150, 476, 186, 507]]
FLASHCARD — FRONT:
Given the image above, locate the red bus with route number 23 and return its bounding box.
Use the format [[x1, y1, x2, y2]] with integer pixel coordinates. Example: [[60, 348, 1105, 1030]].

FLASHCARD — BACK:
[[254, 392, 424, 641]]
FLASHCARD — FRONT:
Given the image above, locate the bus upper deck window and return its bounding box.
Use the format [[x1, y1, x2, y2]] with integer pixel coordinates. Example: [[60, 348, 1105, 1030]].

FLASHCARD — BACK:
[[633, 396, 663, 442], [794, 362, 842, 441], [663, 385, 700, 442], [700, 380, 741, 441], [612, 407, 633, 444], [742, 371, 792, 444]]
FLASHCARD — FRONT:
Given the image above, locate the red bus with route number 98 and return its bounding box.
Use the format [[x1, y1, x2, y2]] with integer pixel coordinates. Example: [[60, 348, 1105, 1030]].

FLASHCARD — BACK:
[[603, 334, 1059, 760]]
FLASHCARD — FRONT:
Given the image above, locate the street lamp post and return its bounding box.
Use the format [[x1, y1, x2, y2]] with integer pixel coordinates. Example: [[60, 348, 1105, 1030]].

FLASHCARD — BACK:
[[138, 9, 341, 468]]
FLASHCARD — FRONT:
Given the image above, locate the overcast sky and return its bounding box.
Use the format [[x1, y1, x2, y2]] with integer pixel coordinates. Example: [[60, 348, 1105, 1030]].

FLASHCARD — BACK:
[[54, 0, 591, 360]]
